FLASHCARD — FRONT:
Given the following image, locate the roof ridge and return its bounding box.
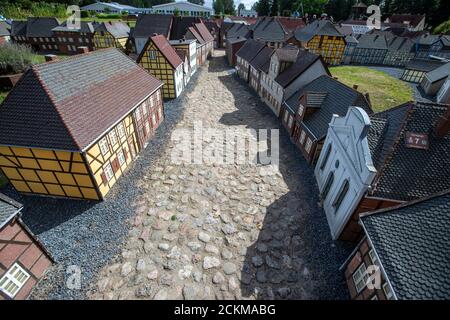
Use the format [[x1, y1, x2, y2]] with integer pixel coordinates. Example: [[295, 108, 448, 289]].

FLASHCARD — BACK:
[[31, 66, 82, 150]]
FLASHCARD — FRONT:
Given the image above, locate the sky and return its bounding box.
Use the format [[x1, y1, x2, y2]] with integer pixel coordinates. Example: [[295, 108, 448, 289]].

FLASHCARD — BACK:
[[203, 0, 257, 10]]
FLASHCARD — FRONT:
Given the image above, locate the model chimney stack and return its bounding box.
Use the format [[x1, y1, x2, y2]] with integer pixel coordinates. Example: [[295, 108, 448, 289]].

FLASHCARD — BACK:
[[77, 46, 89, 54], [44, 54, 58, 62]]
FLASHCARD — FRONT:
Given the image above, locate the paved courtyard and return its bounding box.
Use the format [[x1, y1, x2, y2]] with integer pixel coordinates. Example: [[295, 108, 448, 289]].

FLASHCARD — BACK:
[[83, 50, 351, 300]]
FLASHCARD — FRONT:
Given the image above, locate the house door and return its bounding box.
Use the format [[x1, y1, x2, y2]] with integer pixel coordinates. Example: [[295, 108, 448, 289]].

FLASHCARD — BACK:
[[128, 136, 137, 158]]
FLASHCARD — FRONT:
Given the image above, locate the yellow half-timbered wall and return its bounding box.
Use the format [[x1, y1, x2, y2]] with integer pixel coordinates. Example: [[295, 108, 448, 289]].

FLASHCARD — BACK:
[[0, 146, 99, 200], [93, 31, 127, 50], [85, 114, 139, 198], [304, 35, 346, 65], [139, 42, 176, 99]]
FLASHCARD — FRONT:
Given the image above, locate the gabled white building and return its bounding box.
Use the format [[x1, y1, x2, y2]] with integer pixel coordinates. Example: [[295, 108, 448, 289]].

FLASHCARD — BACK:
[[314, 107, 377, 240], [152, 1, 213, 17], [81, 2, 152, 14]]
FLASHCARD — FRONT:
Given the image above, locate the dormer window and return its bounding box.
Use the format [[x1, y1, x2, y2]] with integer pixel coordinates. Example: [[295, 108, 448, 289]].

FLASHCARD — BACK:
[[298, 104, 304, 116]]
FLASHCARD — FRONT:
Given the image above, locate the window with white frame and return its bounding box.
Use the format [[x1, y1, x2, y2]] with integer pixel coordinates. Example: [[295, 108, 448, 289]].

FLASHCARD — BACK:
[[300, 130, 306, 144], [368, 249, 379, 267], [383, 283, 394, 300], [353, 263, 369, 293], [103, 163, 114, 181], [117, 123, 126, 138], [152, 113, 156, 126], [283, 110, 289, 123], [0, 263, 30, 298], [305, 138, 313, 153], [149, 50, 157, 60], [117, 150, 126, 166], [288, 116, 293, 129], [99, 137, 109, 155], [109, 130, 118, 146]]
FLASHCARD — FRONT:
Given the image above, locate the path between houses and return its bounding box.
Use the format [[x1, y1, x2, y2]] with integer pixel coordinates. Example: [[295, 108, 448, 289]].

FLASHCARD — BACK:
[[85, 50, 352, 300]]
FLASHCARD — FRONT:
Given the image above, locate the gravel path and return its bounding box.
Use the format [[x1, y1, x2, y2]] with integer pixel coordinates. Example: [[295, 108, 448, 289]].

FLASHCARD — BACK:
[[3, 50, 352, 300], [366, 66, 434, 103]]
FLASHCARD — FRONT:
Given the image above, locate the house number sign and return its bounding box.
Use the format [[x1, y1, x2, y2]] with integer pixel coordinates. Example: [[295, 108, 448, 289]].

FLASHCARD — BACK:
[[405, 132, 429, 150]]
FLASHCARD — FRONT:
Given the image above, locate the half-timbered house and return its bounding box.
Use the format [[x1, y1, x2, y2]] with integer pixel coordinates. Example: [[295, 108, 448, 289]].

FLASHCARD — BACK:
[[342, 35, 358, 64], [52, 21, 97, 54], [289, 20, 346, 65], [235, 39, 265, 82], [138, 34, 184, 99], [0, 49, 164, 200], [382, 36, 415, 67], [249, 46, 274, 94], [25, 17, 60, 52], [401, 59, 445, 83], [260, 46, 330, 117], [0, 193, 53, 300], [287, 75, 372, 165], [342, 190, 449, 300], [92, 22, 130, 50], [170, 38, 198, 77], [351, 34, 388, 65], [315, 101, 450, 241], [10, 21, 27, 45]]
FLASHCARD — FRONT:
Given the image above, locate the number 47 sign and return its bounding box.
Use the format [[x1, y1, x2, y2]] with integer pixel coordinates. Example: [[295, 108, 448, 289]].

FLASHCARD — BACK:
[[66, 5, 81, 30]]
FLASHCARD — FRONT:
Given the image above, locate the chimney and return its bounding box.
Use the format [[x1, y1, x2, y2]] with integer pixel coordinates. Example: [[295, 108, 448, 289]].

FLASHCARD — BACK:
[[45, 54, 58, 62], [77, 46, 89, 54], [435, 106, 450, 138], [353, 84, 359, 90]]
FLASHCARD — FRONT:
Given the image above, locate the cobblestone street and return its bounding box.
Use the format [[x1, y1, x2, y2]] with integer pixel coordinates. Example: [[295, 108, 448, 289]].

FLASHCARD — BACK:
[[86, 50, 352, 300]]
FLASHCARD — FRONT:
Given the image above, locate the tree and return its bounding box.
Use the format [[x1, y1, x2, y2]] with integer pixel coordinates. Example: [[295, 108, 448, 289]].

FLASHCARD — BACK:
[[270, 0, 279, 16], [253, 0, 271, 16], [188, 0, 205, 5], [293, 0, 328, 16], [213, 0, 235, 15]]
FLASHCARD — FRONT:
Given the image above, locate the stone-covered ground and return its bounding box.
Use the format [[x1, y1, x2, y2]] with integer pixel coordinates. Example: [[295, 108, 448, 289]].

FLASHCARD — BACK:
[[4, 50, 352, 300]]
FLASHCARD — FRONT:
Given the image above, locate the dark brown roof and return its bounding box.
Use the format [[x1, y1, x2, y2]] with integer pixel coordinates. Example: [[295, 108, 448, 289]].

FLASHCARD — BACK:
[[170, 16, 201, 40], [0, 49, 163, 151], [141, 34, 183, 69], [235, 39, 265, 62], [134, 14, 173, 39], [194, 22, 214, 43], [370, 102, 450, 201], [187, 26, 205, 45], [275, 49, 328, 88], [26, 17, 60, 38], [388, 14, 425, 28]]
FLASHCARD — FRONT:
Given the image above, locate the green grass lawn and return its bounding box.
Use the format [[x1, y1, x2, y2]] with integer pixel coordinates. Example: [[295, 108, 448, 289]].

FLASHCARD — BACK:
[[330, 66, 413, 113]]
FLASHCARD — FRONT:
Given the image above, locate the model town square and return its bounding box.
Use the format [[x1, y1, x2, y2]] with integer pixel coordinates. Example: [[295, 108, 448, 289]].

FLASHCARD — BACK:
[[0, 0, 448, 307]]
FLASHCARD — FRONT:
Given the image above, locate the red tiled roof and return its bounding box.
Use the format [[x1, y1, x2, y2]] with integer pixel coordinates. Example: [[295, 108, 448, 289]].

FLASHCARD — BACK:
[[0, 49, 163, 151], [150, 34, 183, 69], [194, 22, 214, 43], [277, 17, 306, 33], [188, 26, 205, 44]]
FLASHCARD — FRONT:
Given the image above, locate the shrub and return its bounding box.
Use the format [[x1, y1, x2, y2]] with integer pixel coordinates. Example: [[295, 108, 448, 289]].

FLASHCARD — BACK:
[[95, 13, 122, 20], [81, 10, 92, 19], [0, 43, 38, 75], [434, 19, 450, 35]]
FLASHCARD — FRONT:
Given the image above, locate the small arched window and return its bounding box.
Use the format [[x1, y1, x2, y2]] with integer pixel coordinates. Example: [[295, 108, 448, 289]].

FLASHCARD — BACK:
[[321, 172, 334, 200]]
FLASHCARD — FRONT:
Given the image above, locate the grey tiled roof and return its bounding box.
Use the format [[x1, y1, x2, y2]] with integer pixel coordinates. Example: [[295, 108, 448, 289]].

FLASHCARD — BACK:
[[425, 62, 450, 83], [368, 103, 410, 170], [0, 193, 22, 229], [249, 46, 274, 71], [295, 75, 372, 139], [371, 102, 450, 201], [0, 21, 10, 37], [294, 20, 343, 42], [134, 14, 173, 39], [361, 191, 450, 300], [275, 49, 324, 88], [414, 34, 440, 46], [386, 36, 415, 52], [10, 21, 27, 37], [355, 33, 388, 50], [250, 17, 291, 42], [26, 17, 60, 38], [0, 49, 163, 151], [235, 39, 265, 62], [52, 21, 97, 33], [96, 22, 130, 38], [226, 23, 250, 39], [405, 59, 446, 72]]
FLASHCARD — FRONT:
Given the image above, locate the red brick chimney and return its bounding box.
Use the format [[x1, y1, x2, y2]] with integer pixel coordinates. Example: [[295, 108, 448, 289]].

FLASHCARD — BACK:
[[44, 54, 58, 62], [435, 105, 450, 138], [77, 46, 89, 54]]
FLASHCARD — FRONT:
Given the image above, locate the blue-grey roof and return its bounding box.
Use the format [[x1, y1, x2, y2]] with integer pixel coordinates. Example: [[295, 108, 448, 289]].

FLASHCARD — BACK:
[[361, 191, 450, 300], [0, 193, 22, 229], [250, 17, 291, 42], [26, 17, 61, 38], [425, 62, 450, 83], [294, 20, 343, 42], [290, 75, 372, 139]]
